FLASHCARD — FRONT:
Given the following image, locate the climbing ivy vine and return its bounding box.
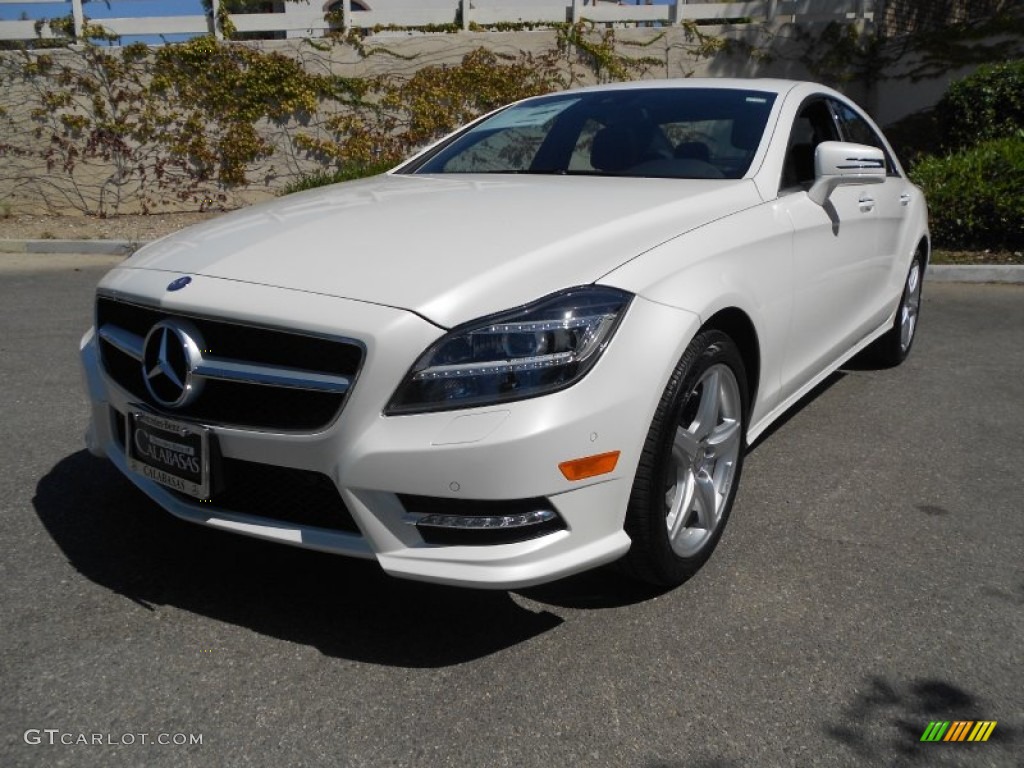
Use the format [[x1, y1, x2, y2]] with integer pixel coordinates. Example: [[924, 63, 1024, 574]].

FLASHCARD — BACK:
[[1, 23, 692, 215]]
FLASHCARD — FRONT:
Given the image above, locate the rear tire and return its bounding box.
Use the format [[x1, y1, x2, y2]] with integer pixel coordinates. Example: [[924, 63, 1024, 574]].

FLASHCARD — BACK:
[[620, 330, 748, 587], [870, 255, 923, 367]]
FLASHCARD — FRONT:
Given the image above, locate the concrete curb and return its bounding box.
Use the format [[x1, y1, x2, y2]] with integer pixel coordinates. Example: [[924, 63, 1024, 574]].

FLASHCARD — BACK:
[[925, 265, 1024, 284], [2, 240, 1024, 283], [0, 239, 137, 255]]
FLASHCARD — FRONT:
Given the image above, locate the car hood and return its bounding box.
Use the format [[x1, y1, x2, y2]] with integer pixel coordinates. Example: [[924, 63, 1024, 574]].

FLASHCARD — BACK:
[[124, 174, 761, 328]]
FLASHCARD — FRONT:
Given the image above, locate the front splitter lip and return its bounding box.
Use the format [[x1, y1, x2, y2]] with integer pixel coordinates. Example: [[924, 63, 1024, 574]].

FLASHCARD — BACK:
[[103, 433, 631, 589], [375, 530, 631, 589]]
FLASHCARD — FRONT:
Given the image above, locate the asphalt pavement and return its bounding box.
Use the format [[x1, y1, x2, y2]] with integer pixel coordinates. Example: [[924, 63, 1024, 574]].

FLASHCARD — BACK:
[[1, 254, 1021, 768]]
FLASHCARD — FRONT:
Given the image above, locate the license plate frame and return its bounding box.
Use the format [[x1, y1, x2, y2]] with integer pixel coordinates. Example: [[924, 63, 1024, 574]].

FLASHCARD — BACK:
[[125, 411, 211, 500]]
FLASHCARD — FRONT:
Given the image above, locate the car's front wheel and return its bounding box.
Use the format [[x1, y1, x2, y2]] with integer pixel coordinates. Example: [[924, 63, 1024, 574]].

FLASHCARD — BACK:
[[621, 330, 748, 587]]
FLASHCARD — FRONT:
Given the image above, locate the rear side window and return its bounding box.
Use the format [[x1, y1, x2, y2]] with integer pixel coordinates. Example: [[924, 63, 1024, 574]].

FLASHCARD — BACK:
[[830, 99, 899, 176]]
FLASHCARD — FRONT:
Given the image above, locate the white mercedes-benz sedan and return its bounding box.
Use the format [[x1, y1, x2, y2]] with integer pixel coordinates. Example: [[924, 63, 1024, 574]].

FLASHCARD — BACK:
[[80, 79, 928, 589]]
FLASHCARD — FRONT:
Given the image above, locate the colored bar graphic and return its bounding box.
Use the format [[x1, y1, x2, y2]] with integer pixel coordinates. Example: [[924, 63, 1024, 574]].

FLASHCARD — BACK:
[[968, 722, 997, 742], [920, 720, 997, 742], [944, 721, 973, 741]]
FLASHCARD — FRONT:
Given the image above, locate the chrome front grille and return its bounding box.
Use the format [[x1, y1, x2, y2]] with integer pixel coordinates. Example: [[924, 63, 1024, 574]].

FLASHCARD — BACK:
[[96, 296, 364, 431]]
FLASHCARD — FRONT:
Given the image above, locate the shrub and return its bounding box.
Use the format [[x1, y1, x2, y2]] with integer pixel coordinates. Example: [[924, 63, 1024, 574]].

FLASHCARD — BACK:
[[293, 47, 568, 170], [881, 107, 944, 171], [939, 59, 1024, 151], [910, 136, 1024, 250], [279, 160, 396, 196]]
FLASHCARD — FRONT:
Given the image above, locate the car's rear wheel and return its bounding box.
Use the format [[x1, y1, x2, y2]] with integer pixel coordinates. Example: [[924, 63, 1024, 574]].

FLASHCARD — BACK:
[[871, 254, 923, 367], [621, 330, 748, 587]]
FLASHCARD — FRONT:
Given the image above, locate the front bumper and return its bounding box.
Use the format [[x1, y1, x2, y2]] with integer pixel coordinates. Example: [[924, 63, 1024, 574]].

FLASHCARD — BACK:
[[81, 268, 700, 588]]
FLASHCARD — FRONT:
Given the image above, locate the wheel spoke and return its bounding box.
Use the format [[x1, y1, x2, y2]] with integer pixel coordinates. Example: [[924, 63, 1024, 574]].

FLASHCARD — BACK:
[[706, 418, 740, 457], [693, 470, 718, 530], [713, 458, 736, 498], [668, 470, 695, 540], [901, 309, 916, 349], [692, 369, 721, 442], [674, 425, 701, 462]]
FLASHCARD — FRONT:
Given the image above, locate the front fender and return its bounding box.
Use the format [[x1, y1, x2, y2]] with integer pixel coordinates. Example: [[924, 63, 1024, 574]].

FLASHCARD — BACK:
[[599, 201, 794, 429]]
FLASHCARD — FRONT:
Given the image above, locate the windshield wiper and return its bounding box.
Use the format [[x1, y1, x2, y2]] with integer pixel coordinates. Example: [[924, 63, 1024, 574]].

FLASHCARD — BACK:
[[470, 169, 568, 175]]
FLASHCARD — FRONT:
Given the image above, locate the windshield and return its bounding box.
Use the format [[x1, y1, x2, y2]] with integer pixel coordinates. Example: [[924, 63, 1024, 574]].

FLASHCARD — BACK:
[[406, 88, 777, 180]]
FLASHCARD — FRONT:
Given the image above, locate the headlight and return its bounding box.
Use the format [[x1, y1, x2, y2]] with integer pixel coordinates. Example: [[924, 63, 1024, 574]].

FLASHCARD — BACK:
[[385, 286, 633, 414]]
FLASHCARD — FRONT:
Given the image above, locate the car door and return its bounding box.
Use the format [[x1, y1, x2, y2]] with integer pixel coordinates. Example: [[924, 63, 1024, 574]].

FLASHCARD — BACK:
[[777, 97, 882, 402], [830, 97, 914, 325]]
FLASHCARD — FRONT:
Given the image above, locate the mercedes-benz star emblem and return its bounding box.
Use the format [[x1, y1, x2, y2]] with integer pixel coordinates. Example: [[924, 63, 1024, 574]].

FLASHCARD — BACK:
[[142, 320, 205, 408]]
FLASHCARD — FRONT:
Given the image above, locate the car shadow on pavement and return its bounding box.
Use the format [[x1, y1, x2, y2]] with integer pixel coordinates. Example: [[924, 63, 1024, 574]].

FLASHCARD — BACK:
[[33, 450, 563, 668], [517, 566, 671, 609], [824, 676, 1019, 763], [745, 370, 847, 454]]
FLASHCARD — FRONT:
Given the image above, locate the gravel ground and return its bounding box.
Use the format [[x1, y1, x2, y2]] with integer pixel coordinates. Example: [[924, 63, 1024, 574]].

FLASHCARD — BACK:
[[0, 212, 225, 242]]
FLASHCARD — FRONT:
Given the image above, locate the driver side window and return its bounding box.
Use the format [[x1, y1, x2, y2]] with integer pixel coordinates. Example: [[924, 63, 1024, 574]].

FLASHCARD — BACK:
[[781, 99, 840, 191]]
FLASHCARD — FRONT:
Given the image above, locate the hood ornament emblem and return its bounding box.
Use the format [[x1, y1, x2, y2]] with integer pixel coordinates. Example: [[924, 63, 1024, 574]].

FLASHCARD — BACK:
[[167, 276, 192, 292]]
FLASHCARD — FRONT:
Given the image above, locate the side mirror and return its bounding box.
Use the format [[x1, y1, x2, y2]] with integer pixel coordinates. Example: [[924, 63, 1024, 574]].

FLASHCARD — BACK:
[[808, 141, 886, 206]]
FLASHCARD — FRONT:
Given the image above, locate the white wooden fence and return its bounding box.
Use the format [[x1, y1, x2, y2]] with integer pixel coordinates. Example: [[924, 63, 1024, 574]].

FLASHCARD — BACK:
[[0, 0, 876, 44]]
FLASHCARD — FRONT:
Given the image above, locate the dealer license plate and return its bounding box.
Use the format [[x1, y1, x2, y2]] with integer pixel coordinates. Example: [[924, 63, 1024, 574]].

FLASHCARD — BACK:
[[126, 411, 210, 499]]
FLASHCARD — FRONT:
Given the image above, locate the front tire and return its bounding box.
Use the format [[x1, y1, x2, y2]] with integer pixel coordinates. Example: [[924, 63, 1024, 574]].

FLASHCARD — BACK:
[[621, 330, 748, 587]]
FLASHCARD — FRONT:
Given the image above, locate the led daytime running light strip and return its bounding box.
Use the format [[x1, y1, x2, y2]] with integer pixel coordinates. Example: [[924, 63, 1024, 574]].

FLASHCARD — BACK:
[[410, 509, 557, 530], [414, 351, 576, 380], [479, 314, 608, 334]]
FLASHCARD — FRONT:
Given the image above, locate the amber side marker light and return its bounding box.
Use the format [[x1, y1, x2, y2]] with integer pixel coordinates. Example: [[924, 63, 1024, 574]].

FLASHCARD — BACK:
[[559, 451, 620, 481]]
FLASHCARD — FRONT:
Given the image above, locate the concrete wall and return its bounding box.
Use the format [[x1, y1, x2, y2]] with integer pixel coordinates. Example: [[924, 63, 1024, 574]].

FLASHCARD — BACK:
[[0, 23, 1018, 215]]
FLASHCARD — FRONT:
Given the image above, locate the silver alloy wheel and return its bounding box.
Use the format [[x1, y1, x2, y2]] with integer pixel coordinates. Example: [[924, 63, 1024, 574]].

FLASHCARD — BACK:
[[899, 262, 922, 352], [664, 363, 743, 558]]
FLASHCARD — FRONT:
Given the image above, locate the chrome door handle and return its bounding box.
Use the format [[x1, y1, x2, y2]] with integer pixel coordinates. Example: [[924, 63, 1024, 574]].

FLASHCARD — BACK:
[[900, 193, 911, 206], [858, 196, 875, 212]]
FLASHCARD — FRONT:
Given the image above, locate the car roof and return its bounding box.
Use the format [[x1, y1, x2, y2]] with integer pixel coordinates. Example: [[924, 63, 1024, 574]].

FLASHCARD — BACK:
[[546, 78, 849, 104]]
